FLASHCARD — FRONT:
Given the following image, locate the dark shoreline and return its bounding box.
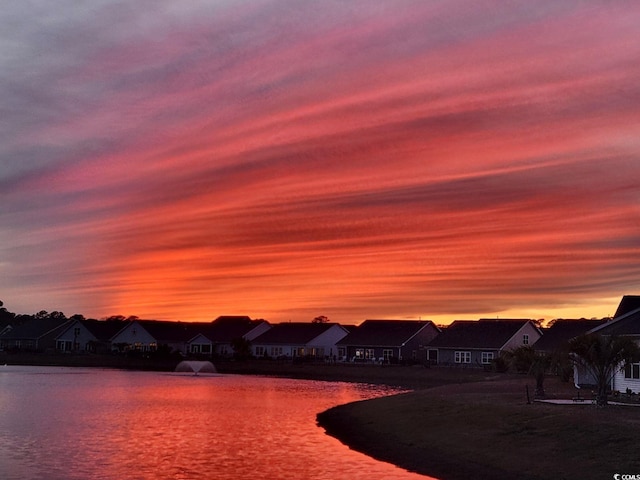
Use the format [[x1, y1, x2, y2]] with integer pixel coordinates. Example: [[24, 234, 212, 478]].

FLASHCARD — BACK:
[[8, 353, 638, 479]]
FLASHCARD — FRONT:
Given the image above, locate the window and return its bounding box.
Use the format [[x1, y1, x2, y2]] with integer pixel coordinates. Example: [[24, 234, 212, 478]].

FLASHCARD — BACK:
[[270, 346, 283, 357], [337, 347, 346, 359], [455, 351, 471, 364], [427, 349, 438, 364], [355, 348, 365, 359], [255, 346, 265, 356], [523, 334, 529, 345], [481, 352, 494, 364], [382, 349, 393, 362], [625, 363, 640, 380], [365, 348, 375, 360]]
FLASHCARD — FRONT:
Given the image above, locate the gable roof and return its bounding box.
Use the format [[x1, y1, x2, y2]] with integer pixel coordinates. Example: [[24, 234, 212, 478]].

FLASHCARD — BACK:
[[613, 295, 640, 318], [534, 319, 607, 352], [588, 308, 640, 337], [252, 322, 338, 345], [337, 320, 437, 347], [1, 317, 72, 340], [585, 295, 640, 337], [427, 319, 533, 350], [83, 319, 130, 340], [207, 316, 267, 342], [133, 320, 210, 343]]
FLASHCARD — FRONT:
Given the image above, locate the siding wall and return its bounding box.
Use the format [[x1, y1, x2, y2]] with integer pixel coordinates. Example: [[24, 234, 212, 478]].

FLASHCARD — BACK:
[[111, 323, 156, 350], [502, 322, 542, 351], [435, 348, 500, 367], [56, 321, 96, 351], [613, 368, 640, 394]]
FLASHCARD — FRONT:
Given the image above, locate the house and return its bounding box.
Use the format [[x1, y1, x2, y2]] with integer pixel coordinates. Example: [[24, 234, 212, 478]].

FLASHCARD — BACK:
[[0, 317, 74, 352], [534, 318, 607, 355], [56, 319, 128, 353], [110, 320, 208, 355], [337, 319, 440, 364], [573, 299, 640, 393], [426, 319, 542, 367], [613, 295, 640, 318], [187, 316, 271, 357], [250, 322, 349, 360]]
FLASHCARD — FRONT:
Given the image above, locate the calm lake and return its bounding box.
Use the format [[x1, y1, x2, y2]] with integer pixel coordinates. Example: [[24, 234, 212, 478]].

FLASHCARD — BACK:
[[0, 366, 432, 479]]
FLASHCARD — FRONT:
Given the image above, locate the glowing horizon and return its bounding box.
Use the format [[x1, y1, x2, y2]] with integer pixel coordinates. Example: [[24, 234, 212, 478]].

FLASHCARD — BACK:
[[1, 1, 639, 325]]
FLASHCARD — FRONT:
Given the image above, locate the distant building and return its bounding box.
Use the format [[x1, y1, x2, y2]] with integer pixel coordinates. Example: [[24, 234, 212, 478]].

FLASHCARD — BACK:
[[426, 319, 542, 367], [56, 319, 128, 353], [1, 317, 73, 352], [337, 319, 440, 364], [250, 322, 348, 359]]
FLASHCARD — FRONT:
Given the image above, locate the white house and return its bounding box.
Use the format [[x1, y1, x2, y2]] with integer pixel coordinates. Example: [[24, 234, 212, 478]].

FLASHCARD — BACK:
[[574, 297, 640, 393], [250, 322, 349, 359]]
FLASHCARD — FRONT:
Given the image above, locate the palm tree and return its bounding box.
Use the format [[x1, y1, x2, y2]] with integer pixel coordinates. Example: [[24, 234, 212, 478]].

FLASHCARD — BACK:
[[569, 334, 640, 407], [504, 346, 552, 398]]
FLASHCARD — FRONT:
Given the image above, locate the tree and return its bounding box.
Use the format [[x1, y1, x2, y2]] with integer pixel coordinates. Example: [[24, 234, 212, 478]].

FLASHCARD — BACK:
[[569, 334, 640, 407], [504, 346, 552, 398], [230, 337, 252, 360], [312, 315, 329, 323]]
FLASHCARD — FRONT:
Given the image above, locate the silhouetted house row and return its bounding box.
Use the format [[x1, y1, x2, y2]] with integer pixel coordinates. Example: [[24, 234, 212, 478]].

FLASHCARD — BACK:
[[573, 295, 640, 393], [426, 319, 542, 367], [250, 322, 349, 359], [57, 319, 128, 353], [337, 320, 440, 363], [0, 317, 73, 352], [53, 316, 270, 357]]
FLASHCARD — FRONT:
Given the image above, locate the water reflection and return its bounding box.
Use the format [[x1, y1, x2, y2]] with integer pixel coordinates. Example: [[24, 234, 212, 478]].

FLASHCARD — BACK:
[[0, 366, 432, 479]]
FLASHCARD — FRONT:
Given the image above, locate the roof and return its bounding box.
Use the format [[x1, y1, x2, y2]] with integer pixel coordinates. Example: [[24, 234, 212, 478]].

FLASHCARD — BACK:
[[81, 319, 130, 340], [337, 320, 436, 347], [613, 295, 640, 318], [533, 319, 607, 352], [588, 308, 640, 337], [1, 317, 72, 339], [134, 320, 211, 343], [427, 319, 532, 350], [207, 316, 266, 342], [252, 322, 338, 345]]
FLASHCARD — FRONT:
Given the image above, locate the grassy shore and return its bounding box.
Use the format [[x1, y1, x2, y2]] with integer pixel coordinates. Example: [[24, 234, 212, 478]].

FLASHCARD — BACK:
[[317, 374, 640, 480]]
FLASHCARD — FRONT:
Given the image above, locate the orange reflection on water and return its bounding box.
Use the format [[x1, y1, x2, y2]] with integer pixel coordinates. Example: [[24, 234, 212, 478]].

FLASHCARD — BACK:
[[0, 367, 433, 480]]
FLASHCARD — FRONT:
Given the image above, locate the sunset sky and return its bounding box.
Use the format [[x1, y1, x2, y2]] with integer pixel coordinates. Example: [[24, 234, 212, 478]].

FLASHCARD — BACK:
[[2, 0, 639, 324]]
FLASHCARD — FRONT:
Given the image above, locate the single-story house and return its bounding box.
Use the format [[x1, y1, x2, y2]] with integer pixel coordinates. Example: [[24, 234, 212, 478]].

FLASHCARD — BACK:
[[426, 319, 542, 367], [187, 316, 271, 357], [56, 319, 128, 353], [110, 320, 209, 355], [573, 296, 640, 393], [0, 317, 74, 352], [534, 318, 607, 355], [250, 322, 349, 359], [337, 319, 440, 364]]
